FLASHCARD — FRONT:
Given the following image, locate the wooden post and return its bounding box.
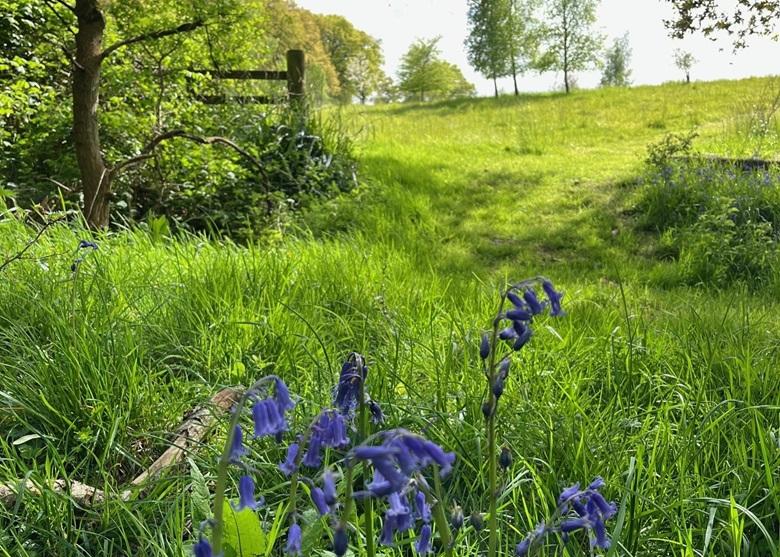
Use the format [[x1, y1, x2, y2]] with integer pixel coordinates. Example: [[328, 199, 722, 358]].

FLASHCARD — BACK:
[[286, 49, 305, 104]]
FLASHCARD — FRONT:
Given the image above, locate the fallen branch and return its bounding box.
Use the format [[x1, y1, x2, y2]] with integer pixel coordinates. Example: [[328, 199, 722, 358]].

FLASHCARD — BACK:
[[1, 387, 241, 507]]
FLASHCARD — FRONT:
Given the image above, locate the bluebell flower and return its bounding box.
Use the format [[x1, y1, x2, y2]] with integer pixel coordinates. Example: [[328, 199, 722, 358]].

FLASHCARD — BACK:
[[515, 538, 531, 556], [415, 524, 432, 554], [469, 511, 485, 531], [379, 514, 395, 546], [321, 411, 350, 448], [480, 333, 491, 360], [302, 431, 324, 468], [499, 446, 512, 470], [506, 308, 533, 321], [333, 526, 348, 557], [285, 523, 302, 556], [414, 489, 431, 523], [233, 475, 262, 511], [560, 517, 589, 532], [279, 443, 299, 476], [512, 321, 532, 350], [252, 399, 287, 438], [542, 280, 565, 317], [274, 377, 295, 412], [368, 399, 385, 424], [334, 353, 365, 415], [507, 290, 525, 309], [193, 537, 213, 557], [323, 470, 338, 505], [523, 288, 545, 315], [311, 487, 330, 515], [450, 505, 464, 530], [78, 240, 99, 250], [229, 424, 248, 463]]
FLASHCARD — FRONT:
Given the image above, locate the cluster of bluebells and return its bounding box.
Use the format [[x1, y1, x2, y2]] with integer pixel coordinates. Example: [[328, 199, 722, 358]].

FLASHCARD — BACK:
[[352, 429, 455, 553], [481, 279, 564, 419], [71, 239, 98, 272], [515, 478, 617, 556], [194, 376, 296, 557]]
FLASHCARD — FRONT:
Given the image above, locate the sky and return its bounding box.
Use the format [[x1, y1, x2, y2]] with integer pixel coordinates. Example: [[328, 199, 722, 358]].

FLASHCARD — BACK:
[[296, 0, 780, 96]]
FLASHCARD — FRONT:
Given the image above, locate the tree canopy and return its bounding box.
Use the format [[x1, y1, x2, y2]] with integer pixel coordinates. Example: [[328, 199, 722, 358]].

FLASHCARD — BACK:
[[665, 0, 780, 48], [398, 37, 475, 102]]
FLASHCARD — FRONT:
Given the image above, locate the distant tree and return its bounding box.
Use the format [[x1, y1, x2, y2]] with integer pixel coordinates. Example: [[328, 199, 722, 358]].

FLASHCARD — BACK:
[[538, 0, 604, 94], [398, 37, 475, 102], [315, 14, 387, 103], [465, 0, 510, 97], [674, 49, 696, 83], [505, 0, 545, 95], [664, 0, 780, 48], [600, 33, 632, 87]]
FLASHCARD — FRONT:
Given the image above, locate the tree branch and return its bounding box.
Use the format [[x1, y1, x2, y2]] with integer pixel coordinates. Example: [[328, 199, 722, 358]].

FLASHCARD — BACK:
[[100, 20, 204, 60], [110, 130, 269, 187], [0, 217, 66, 274]]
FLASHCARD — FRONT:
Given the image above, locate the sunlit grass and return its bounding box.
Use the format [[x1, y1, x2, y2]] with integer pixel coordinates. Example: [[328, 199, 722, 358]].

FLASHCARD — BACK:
[[2, 76, 779, 556]]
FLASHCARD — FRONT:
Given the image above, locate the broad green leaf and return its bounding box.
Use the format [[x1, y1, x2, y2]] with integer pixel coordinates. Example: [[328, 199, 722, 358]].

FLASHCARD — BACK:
[[222, 500, 266, 557]]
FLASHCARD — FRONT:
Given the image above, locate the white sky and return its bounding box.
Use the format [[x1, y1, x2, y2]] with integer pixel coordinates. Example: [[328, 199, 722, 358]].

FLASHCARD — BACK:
[[296, 0, 780, 96]]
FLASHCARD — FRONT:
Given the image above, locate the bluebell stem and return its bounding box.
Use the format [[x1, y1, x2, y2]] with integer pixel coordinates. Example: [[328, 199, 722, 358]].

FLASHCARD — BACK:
[[482, 276, 565, 557], [285, 522, 302, 556]]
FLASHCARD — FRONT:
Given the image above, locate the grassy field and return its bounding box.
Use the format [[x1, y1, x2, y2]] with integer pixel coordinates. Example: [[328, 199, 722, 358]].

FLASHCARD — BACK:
[[1, 77, 779, 556]]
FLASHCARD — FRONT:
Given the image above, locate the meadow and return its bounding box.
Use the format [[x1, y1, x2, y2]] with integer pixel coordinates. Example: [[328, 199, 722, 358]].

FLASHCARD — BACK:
[[1, 77, 779, 556]]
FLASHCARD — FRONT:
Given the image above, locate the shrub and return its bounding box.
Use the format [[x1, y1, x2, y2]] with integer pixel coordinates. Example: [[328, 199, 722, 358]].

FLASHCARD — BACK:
[[637, 145, 780, 286]]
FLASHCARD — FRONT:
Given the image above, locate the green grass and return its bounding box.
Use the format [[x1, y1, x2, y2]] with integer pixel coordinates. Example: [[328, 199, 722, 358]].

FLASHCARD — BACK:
[[1, 77, 780, 556]]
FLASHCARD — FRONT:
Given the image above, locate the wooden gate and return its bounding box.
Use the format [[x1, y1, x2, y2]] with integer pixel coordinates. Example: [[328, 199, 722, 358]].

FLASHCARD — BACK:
[[191, 49, 304, 105]]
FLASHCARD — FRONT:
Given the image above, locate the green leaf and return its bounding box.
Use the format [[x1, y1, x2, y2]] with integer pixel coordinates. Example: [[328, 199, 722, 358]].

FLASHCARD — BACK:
[[188, 458, 211, 526], [222, 500, 266, 557]]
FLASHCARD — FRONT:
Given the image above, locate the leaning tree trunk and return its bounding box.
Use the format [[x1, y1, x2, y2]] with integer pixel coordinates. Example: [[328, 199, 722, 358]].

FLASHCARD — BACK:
[[511, 58, 519, 96], [73, 0, 110, 228]]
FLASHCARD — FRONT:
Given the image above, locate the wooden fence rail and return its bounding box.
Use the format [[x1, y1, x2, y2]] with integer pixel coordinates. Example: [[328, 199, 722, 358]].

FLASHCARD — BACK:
[[192, 49, 304, 105]]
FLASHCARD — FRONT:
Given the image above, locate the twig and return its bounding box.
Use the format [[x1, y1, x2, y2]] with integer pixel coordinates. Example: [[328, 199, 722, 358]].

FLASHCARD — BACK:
[[0, 217, 66, 274], [0, 479, 105, 508]]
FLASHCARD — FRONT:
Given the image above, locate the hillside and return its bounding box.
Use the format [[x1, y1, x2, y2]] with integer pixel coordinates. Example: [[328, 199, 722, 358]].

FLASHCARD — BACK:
[[1, 77, 779, 556]]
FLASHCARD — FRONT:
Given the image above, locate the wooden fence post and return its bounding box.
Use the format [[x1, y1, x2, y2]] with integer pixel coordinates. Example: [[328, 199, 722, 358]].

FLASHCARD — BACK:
[[286, 49, 305, 105]]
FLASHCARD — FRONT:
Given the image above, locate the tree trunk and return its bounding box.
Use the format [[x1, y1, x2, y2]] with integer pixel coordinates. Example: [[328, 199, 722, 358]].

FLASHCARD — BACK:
[[511, 58, 519, 96], [493, 75, 498, 98], [686, 72, 690, 84], [564, 69, 570, 94], [73, 0, 109, 228]]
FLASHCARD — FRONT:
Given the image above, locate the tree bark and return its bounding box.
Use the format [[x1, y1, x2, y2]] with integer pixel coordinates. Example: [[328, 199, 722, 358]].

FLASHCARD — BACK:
[[511, 58, 519, 96], [493, 75, 498, 98], [73, 0, 109, 229]]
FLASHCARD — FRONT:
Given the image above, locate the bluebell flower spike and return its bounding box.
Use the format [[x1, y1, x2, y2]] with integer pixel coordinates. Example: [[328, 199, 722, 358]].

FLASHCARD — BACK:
[[233, 475, 263, 511], [193, 537, 213, 557]]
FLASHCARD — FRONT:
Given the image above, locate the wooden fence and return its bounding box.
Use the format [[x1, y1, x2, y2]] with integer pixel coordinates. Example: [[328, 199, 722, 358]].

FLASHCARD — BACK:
[[191, 49, 304, 105]]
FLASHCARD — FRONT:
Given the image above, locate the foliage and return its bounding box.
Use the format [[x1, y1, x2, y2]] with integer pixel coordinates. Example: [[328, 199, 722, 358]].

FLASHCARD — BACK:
[[465, 0, 511, 95], [2, 78, 780, 556], [315, 14, 388, 104], [537, 0, 604, 93], [398, 37, 476, 102], [673, 49, 696, 82], [600, 33, 632, 87], [664, 0, 780, 48], [639, 151, 780, 286]]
